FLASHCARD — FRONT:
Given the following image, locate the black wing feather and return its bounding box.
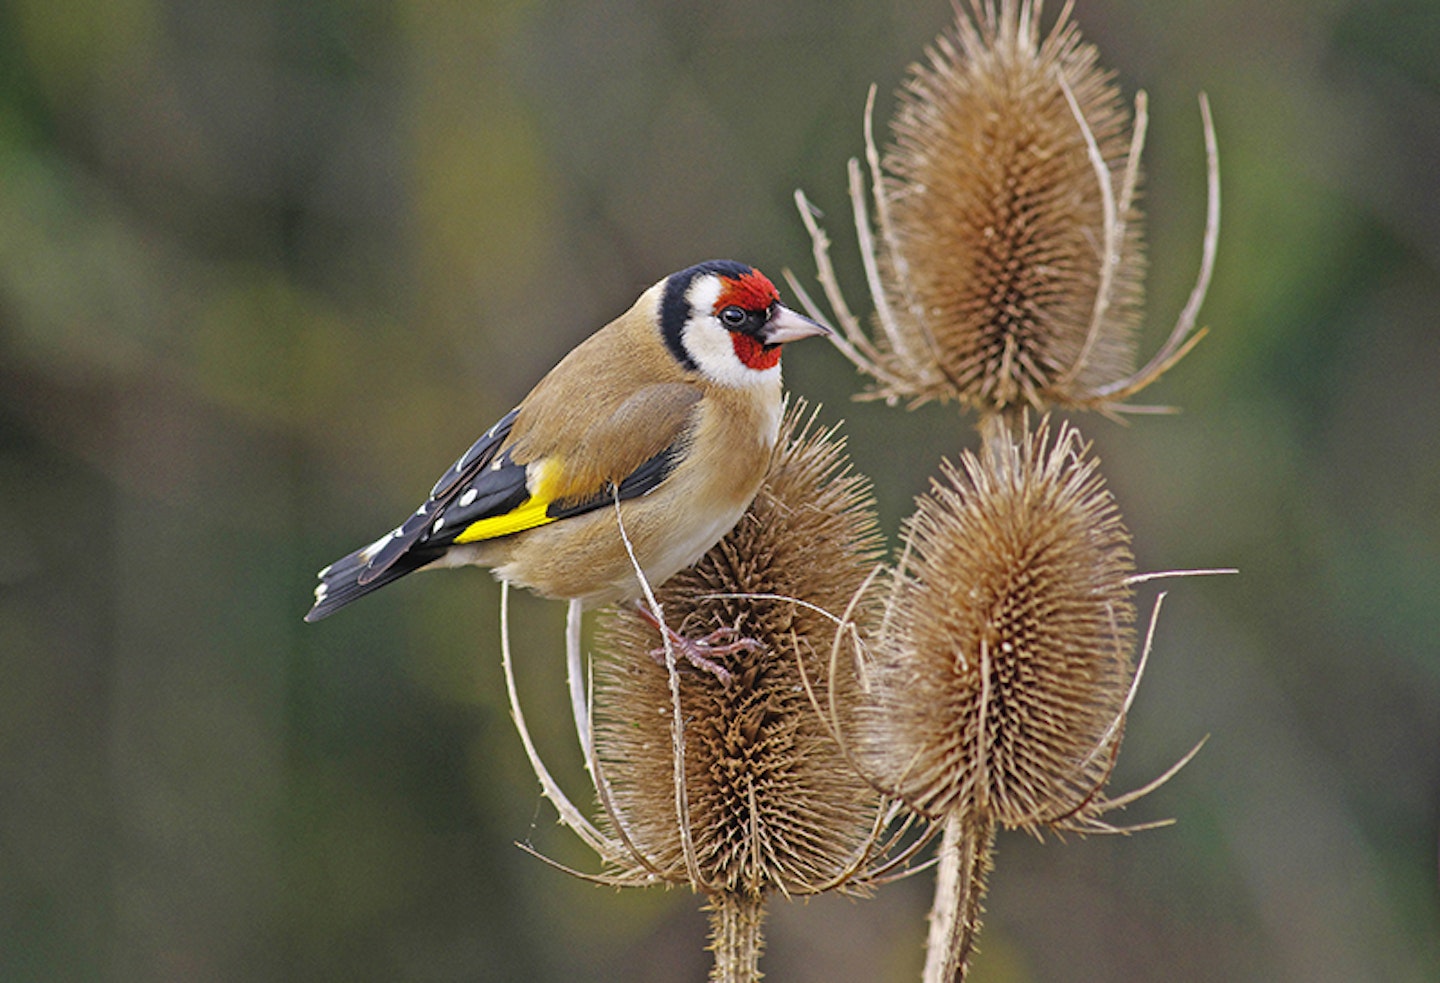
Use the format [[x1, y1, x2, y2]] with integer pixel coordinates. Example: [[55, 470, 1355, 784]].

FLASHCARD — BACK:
[[428, 407, 521, 499], [545, 442, 683, 521], [355, 407, 521, 585], [304, 407, 520, 620], [306, 402, 688, 622], [417, 447, 532, 549], [304, 546, 440, 622]]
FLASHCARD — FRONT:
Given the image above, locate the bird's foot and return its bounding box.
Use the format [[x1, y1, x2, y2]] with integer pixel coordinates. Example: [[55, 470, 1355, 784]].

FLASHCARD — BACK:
[[634, 604, 761, 686]]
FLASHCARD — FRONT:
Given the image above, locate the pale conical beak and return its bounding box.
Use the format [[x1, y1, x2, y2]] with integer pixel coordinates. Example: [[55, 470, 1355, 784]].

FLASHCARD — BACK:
[[760, 304, 832, 345]]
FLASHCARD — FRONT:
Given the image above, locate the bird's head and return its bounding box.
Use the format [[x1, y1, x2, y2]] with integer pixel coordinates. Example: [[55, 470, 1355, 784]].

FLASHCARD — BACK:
[[660, 260, 831, 387]]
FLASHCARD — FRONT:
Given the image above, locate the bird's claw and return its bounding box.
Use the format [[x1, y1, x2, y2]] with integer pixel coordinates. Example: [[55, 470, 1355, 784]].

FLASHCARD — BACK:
[[634, 606, 760, 686]]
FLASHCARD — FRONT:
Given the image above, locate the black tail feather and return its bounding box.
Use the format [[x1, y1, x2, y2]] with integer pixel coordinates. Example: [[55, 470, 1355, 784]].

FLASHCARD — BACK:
[[304, 547, 439, 622]]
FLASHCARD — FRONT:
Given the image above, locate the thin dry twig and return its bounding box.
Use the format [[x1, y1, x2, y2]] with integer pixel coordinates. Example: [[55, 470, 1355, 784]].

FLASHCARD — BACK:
[[1055, 72, 1124, 390], [610, 491, 707, 890], [1092, 93, 1221, 406], [498, 581, 622, 862]]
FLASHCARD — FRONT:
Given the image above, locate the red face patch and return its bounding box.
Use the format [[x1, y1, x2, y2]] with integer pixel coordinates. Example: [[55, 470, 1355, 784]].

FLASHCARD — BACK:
[[715, 269, 780, 314], [731, 331, 783, 371]]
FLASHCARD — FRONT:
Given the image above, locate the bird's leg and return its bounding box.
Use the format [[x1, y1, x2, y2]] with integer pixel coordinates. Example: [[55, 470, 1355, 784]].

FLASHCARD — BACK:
[[633, 602, 761, 686]]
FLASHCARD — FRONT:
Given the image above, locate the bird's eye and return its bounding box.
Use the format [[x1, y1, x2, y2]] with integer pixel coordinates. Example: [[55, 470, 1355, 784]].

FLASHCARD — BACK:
[[719, 305, 747, 328]]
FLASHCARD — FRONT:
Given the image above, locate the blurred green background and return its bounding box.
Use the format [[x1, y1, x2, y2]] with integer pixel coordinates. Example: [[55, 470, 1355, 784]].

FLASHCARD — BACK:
[[2, 0, 1437, 980]]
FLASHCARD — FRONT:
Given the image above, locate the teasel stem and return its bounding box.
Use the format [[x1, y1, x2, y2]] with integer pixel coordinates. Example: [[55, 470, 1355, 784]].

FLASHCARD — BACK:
[[923, 815, 996, 983], [707, 892, 767, 983]]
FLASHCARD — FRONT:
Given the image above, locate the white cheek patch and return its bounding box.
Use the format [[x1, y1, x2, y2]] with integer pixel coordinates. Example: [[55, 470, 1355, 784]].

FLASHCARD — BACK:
[[681, 277, 781, 389], [687, 274, 723, 320]]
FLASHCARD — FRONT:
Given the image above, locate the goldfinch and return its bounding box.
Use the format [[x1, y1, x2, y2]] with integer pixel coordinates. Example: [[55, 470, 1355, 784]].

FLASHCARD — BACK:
[[305, 260, 830, 624]]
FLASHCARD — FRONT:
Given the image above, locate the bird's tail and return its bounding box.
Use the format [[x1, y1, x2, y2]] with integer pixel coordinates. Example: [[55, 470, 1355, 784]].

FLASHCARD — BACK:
[[304, 543, 437, 622]]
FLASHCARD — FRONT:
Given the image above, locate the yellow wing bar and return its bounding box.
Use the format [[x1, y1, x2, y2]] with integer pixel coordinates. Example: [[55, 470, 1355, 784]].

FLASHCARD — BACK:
[[453, 496, 555, 543], [452, 457, 565, 544]]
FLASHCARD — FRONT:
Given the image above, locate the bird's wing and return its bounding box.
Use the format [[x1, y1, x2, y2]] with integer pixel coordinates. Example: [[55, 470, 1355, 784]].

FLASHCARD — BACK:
[[432, 381, 703, 546], [319, 383, 700, 596], [304, 406, 521, 620]]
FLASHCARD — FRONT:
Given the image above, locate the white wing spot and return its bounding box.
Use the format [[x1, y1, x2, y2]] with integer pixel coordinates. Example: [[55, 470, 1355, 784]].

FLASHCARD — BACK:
[[459, 488, 478, 507], [359, 529, 397, 561], [490, 459, 503, 471], [432, 516, 445, 533]]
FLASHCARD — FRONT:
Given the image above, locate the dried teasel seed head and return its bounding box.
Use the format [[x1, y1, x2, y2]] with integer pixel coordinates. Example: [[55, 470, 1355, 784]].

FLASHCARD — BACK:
[[593, 403, 886, 898], [862, 418, 1136, 830], [789, 0, 1229, 423], [881, 0, 1145, 413]]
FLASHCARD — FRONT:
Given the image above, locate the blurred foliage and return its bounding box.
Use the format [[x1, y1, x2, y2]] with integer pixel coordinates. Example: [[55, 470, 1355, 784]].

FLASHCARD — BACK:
[[1, 0, 1437, 980]]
